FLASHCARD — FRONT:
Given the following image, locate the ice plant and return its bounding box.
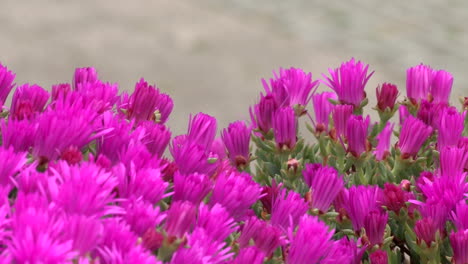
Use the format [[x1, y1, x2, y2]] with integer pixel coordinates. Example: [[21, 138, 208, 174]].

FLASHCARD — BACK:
[[0, 63, 15, 110], [322, 58, 374, 108], [332, 104, 353, 139], [406, 63, 433, 104], [430, 69, 453, 104], [270, 189, 309, 232], [250, 93, 277, 134], [187, 112, 217, 150], [311, 92, 336, 133], [345, 115, 370, 157], [398, 116, 433, 158], [272, 106, 297, 150], [287, 215, 334, 264], [450, 230, 468, 264], [0, 61, 467, 263], [302, 163, 344, 212], [376, 83, 398, 111], [263, 67, 319, 108], [222, 121, 251, 167]]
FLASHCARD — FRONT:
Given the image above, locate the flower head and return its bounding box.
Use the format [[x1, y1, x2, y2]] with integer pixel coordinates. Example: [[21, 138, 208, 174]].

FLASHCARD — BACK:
[[376, 83, 398, 111], [398, 116, 433, 158], [363, 210, 388, 246], [322, 58, 374, 108], [222, 121, 251, 167], [231, 247, 265, 264], [263, 67, 318, 108], [249, 93, 277, 134], [430, 69, 453, 104], [238, 217, 284, 256], [438, 107, 465, 150], [0, 63, 15, 110], [374, 122, 394, 160], [173, 171, 212, 205], [73, 67, 99, 89], [271, 189, 308, 232], [272, 106, 297, 149], [170, 136, 219, 176], [382, 183, 407, 213], [0, 146, 27, 189], [332, 104, 353, 139], [406, 64, 433, 104], [165, 201, 197, 238], [451, 203, 468, 231], [302, 163, 344, 212], [439, 146, 468, 179], [450, 229, 468, 264], [210, 171, 261, 220], [312, 92, 336, 133], [197, 204, 236, 242], [287, 215, 334, 264], [369, 250, 388, 264], [346, 185, 382, 231], [122, 197, 165, 236], [10, 84, 49, 120], [345, 115, 370, 157], [187, 112, 217, 150], [139, 121, 171, 158], [399, 105, 410, 125]]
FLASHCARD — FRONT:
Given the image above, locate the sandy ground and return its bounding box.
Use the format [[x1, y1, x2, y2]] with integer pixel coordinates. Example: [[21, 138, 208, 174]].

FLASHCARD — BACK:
[[1, 0, 467, 135]]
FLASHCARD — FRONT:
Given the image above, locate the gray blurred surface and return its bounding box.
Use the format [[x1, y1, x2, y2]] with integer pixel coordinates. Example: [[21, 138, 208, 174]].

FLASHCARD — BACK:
[[1, 0, 467, 135]]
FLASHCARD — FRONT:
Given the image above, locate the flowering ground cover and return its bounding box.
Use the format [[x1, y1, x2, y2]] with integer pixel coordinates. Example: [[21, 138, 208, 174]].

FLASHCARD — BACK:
[[0, 59, 466, 263]]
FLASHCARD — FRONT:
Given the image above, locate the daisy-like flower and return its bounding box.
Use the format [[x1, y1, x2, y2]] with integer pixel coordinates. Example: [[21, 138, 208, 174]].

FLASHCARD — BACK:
[[406, 63, 433, 104], [311, 92, 336, 133], [398, 116, 433, 158], [10, 84, 49, 120], [272, 106, 297, 150], [374, 122, 394, 160], [222, 120, 251, 167], [271, 189, 308, 232], [187, 112, 217, 150]]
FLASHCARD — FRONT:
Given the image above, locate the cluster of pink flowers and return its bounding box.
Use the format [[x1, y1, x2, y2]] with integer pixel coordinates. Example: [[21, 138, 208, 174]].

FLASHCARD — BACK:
[[0, 59, 466, 263]]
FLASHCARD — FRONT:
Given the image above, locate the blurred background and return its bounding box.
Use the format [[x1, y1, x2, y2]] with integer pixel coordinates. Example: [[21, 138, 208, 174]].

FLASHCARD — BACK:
[[1, 0, 467, 135]]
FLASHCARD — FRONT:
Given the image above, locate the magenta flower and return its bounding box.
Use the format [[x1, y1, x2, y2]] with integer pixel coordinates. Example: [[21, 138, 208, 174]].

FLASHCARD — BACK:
[[122, 197, 165, 236], [173, 171, 212, 205], [302, 163, 344, 212], [452, 203, 468, 231], [364, 210, 388, 246], [450, 230, 468, 264], [187, 112, 217, 150], [322, 58, 374, 108], [63, 214, 103, 255], [118, 78, 173, 124], [417, 100, 446, 129], [115, 165, 168, 204], [139, 121, 171, 158], [9, 193, 75, 263], [259, 180, 282, 214], [398, 116, 433, 158], [231, 247, 265, 264], [238, 216, 284, 256], [10, 84, 49, 120], [165, 201, 197, 238], [51, 83, 71, 101], [323, 237, 365, 264], [170, 136, 219, 176], [369, 250, 388, 264], [77, 81, 119, 114], [406, 63, 433, 104], [345, 115, 370, 157], [374, 122, 394, 160], [48, 161, 121, 217], [287, 215, 334, 264], [439, 146, 468, 179], [272, 106, 297, 149], [210, 138, 227, 160], [458, 137, 468, 171], [73, 67, 98, 89], [382, 183, 407, 214], [0, 146, 27, 189], [399, 105, 410, 125], [438, 107, 465, 150], [346, 185, 382, 231], [222, 121, 251, 167], [414, 217, 438, 247], [431, 69, 453, 104], [271, 189, 308, 232], [196, 203, 236, 242], [376, 83, 398, 111], [263, 67, 319, 107], [332, 104, 353, 139], [1, 118, 37, 152], [210, 171, 262, 220], [312, 92, 337, 133], [0, 63, 15, 110], [250, 93, 278, 134]]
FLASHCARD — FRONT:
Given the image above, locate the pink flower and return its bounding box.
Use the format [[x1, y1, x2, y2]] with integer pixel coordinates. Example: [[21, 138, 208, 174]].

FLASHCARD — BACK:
[[406, 64, 433, 104], [398, 116, 433, 158], [322, 58, 374, 108], [431, 69, 453, 104], [250, 93, 277, 134], [312, 92, 337, 133], [271, 189, 308, 232], [376, 83, 398, 111], [272, 106, 297, 149], [345, 115, 370, 157], [10, 84, 49, 120], [332, 104, 353, 139], [187, 112, 217, 150], [222, 121, 251, 167], [0, 63, 15, 110], [374, 122, 394, 160]]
